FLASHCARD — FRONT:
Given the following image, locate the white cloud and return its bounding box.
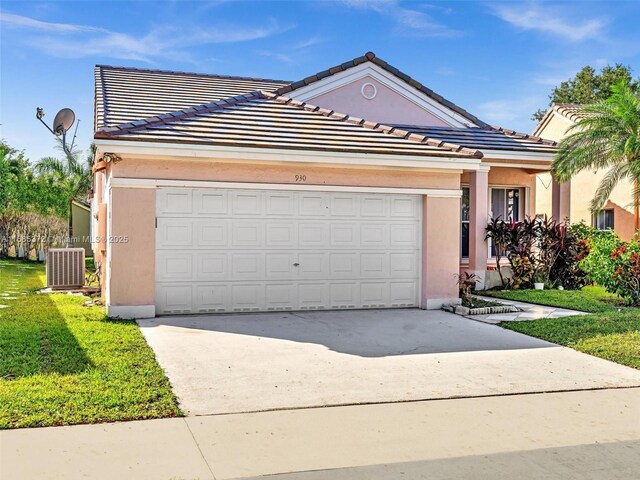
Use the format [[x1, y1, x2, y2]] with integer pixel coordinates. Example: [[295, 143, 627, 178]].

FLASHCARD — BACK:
[[435, 66, 456, 76], [338, 0, 463, 37], [0, 12, 292, 62], [492, 3, 606, 42], [476, 95, 543, 125]]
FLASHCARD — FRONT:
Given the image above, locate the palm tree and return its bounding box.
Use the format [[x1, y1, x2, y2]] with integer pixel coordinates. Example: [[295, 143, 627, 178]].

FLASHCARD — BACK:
[[34, 140, 93, 238], [552, 81, 640, 229]]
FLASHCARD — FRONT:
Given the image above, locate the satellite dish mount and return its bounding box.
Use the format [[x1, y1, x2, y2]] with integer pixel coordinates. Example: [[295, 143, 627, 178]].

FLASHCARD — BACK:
[[36, 107, 78, 158]]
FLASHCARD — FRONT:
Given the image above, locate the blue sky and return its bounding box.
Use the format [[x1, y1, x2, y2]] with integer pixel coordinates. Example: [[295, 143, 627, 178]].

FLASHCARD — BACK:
[[1, 0, 639, 162]]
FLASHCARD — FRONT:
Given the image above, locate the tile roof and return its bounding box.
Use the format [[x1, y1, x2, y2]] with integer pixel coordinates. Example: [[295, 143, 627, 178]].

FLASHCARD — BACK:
[[94, 65, 291, 129], [532, 103, 587, 137], [95, 91, 483, 159], [394, 125, 557, 154], [274, 52, 490, 128]]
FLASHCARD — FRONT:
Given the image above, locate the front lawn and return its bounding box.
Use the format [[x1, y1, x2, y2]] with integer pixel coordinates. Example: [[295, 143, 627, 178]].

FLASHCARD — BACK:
[[481, 285, 627, 313], [0, 259, 180, 429], [483, 285, 640, 369]]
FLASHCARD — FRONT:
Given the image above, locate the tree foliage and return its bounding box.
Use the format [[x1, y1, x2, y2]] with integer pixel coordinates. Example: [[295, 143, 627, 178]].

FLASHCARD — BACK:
[[552, 82, 640, 213], [533, 64, 640, 121]]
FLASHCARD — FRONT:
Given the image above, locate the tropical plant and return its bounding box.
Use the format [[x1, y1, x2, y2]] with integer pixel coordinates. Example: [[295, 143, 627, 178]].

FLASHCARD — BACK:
[[552, 81, 640, 217], [455, 272, 479, 302], [485, 218, 512, 287]]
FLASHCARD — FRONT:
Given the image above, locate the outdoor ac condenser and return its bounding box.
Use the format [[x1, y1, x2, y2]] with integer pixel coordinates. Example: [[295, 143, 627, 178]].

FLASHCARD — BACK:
[[46, 248, 85, 289]]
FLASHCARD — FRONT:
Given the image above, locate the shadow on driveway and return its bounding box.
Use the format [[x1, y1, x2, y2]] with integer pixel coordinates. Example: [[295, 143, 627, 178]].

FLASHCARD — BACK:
[[138, 308, 554, 358]]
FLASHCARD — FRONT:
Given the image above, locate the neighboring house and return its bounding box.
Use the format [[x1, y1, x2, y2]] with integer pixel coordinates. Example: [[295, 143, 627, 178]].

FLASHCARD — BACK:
[[70, 199, 92, 256], [534, 104, 637, 240], [92, 52, 559, 319]]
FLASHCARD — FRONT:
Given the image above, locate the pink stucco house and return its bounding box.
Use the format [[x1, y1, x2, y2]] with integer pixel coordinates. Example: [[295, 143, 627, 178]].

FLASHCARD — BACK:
[[91, 52, 560, 319]]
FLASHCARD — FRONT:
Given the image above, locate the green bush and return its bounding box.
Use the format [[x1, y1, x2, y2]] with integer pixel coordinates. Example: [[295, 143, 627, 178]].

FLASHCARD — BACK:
[[579, 230, 622, 289]]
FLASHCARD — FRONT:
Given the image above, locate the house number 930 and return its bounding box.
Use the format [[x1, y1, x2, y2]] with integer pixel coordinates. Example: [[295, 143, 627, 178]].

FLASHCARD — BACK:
[[295, 174, 307, 182]]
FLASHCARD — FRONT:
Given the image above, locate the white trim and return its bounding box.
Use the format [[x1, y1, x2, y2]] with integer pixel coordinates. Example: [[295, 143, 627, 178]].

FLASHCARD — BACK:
[[94, 139, 482, 172], [108, 304, 155, 319], [105, 185, 112, 307], [484, 161, 551, 171], [109, 177, 463, 197], [287, 63, 479, 128], [481, 150, 554, 163], [361, 82, 377, 100]]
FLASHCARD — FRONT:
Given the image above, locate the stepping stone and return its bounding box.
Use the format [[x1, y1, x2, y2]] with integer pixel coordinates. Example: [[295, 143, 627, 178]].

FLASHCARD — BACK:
[[0, 305, 7, 309], [2, 297, 18, 300]]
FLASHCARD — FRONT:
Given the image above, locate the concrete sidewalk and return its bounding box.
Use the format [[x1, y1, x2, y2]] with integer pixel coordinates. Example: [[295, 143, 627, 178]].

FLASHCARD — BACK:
[[2, 388, 640, 480]]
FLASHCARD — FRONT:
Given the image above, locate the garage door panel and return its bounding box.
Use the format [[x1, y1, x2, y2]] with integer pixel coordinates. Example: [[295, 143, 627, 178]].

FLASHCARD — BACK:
[[195, 284, 227, 313], [265, 284, 297, 310], [195, 220, 228, 247], [266, 222, 296, 247], [330, 283, 359, 309], [360, 252, 389, 278], [299, 223, 328, 246], [330, 223, 359, 247], [299, 194, 326, 216], [157, 218, 193, 248], [195, 190, 227, 215], [361, 223, 389, 247], [157, 251, 193, 280], [361, 282, 389, 308], [298, 283, 329, 309], [390, 252, 418, 277], [361, 196, 388, 218], [157, 189, 193, 215], [196, 253, 228, 281], [156, 188, 420, 314], [232, 191, 263, 215], [157, 284, 193, 314], [231, 253, 265, 279], [297, 253, 329, 278], [391, 197, 420, 218], [266, 192, 297, 216], [330, 195, 358, 217], [390, 224, 419, 247], [231, 284, 263, 312], [266, 253, 297, 279], [232, 222, 264, 247], [390, 281, 418, 307], [330, 252, 359, 278]]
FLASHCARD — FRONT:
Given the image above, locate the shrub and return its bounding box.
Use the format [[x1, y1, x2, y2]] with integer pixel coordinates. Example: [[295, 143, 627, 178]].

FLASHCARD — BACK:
[[579, 230, 622, 289]]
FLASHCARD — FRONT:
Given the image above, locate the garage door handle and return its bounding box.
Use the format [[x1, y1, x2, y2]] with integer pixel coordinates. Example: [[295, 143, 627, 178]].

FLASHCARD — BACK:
[[293, 263, 300, 267]]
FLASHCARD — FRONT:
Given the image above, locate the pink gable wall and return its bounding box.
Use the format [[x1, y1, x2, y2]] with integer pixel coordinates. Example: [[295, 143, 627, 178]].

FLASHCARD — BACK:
[[307, 76, 451, 126]]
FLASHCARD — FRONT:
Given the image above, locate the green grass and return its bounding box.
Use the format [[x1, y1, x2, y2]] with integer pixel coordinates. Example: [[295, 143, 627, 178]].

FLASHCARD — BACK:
[[0, 259, 180, 429], [483, 285, 640, 369], [481, 285, 627, 313]]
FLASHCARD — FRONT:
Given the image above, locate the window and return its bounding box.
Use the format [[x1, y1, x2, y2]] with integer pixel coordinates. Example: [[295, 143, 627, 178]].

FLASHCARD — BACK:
[[593, 209, 614, 230], [461, 187, 470, 258], [490, 188, 521, 222], [489, 187, 524, 257]]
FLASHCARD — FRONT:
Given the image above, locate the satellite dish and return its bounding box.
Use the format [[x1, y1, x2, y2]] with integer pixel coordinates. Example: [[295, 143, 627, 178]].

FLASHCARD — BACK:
[[52, 108, 75, 136]]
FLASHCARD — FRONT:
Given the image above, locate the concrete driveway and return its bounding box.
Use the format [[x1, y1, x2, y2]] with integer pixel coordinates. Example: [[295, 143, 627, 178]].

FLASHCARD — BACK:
[[138, 309, 640, 416]]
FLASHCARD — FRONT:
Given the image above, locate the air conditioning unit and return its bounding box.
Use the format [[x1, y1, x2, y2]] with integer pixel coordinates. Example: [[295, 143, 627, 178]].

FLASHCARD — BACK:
[[46, 248, 85, 289]]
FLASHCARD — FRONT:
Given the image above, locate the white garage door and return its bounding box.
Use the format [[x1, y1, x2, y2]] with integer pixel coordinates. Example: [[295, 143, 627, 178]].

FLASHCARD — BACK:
[[155, 188, 421, 314]]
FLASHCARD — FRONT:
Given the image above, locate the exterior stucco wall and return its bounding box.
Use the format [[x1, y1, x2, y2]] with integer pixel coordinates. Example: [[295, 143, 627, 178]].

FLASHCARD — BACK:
[[535, 114, 636, 238], [307, 76, 451, 126], [112, 157, 461, 189], [105, 157, 462, 315], [108, 187, 155, 308], [422, 196, 460, 308], [461, 166, 536, 218]]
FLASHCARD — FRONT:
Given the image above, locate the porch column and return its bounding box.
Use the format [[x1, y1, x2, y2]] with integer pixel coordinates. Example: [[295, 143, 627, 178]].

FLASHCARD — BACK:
[[552, 178, 571, 222], [469, 167, 489, 290]]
